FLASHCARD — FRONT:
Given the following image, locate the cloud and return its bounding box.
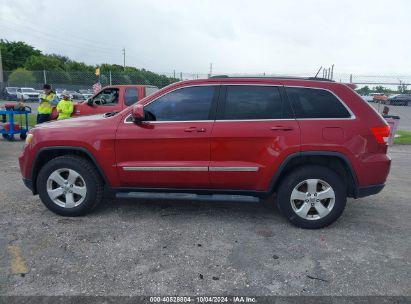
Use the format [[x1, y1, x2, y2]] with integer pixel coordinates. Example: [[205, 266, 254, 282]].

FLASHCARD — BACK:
[[1, 0, 410, 75]]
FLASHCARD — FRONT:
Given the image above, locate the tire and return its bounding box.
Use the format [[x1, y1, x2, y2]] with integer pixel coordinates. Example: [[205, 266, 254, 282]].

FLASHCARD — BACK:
[[36, 155, 104, 216], [20, 133, 27, 140], [5, 134, 14, 141], [276, 165, 347, 229]]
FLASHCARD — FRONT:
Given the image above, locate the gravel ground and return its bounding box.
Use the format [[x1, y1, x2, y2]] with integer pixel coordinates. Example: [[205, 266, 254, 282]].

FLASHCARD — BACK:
[[0, 141, 410, 296]]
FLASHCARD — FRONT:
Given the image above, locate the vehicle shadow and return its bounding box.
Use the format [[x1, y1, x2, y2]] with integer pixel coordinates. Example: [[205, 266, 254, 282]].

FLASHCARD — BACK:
[[93, 192, 283, 222]]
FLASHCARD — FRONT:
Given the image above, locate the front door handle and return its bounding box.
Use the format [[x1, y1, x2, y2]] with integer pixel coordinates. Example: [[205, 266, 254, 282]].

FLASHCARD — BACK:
[[270, 126, 294, 131], [184, 127, 197, 132]]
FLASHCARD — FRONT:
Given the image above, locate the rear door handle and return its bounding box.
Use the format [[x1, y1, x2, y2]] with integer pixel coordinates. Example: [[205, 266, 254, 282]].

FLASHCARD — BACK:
[[184, 127, 207, 132], [270, 126, 294, 131], [184, 127, 197, 132]]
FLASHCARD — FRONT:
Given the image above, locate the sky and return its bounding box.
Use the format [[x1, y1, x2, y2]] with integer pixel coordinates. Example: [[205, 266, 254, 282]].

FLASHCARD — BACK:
[[1, 0, 410, 76]]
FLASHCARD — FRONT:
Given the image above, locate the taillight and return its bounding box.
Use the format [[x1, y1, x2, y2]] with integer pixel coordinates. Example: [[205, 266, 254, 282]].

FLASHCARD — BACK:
[[371, 125, 390, 144]]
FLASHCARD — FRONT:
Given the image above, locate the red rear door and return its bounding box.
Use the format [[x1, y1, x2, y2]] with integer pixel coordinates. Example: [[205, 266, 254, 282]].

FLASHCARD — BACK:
[[210, 84, 300, 191]]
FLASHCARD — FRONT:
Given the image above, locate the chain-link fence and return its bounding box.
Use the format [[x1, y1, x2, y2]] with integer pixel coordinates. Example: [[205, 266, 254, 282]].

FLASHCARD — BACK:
[[2, 70, 411, 90], [0, 70, 181, 92]]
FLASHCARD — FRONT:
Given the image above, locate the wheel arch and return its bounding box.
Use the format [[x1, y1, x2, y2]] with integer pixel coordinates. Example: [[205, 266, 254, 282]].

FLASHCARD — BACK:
[[269, 151, 359, 198], [31, 146, 109, 194]]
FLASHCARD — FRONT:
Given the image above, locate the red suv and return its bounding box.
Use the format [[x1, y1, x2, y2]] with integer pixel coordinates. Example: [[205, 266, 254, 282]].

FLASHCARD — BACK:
[[18, 77, 391, 229]]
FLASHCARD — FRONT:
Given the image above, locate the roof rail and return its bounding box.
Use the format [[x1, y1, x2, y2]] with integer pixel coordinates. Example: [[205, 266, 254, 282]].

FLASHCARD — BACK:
[[208, 75, 335, 82]]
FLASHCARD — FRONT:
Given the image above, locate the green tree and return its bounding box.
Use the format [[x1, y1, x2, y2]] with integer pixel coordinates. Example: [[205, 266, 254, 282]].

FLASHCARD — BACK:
[[356, 86, 371, 95], [65, 61, 94, 72], [47, 70, 72, 85], [0, 39, 41, 70], [373, 86, 389, 93], [24, 55, 62, 70], [8, 68, 36, 84]]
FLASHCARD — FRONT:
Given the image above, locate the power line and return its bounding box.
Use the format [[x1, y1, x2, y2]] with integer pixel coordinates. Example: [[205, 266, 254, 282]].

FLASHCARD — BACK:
[[1, 25, 120, 55], [1, 17, 121, 50]]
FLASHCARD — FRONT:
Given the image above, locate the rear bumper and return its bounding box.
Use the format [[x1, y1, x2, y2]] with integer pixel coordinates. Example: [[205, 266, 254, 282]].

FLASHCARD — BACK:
[[355, 184, 385, 198]]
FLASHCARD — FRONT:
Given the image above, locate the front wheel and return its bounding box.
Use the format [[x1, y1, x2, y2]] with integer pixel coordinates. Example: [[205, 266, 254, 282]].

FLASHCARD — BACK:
[[36, 155, 104, 216], [276, 165, 347, 229]]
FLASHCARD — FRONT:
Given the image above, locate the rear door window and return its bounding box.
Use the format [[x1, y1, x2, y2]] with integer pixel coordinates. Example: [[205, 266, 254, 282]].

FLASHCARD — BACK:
[[220, 85, 292, 120], [286, 87, 351, 119]]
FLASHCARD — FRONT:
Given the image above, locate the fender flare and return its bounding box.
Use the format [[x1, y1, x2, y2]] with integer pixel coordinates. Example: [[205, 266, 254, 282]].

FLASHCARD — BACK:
[[32, 146, 110, 193], [268, 151, 359, 196]]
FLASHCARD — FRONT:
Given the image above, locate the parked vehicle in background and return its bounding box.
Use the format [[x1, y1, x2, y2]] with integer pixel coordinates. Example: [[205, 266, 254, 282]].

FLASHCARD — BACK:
[[387, 94, 411, 106], [55, 88, 66, 100], [70, 92, 86, 101], [79, 89, 92, 95], [2, 87, 19, 100], [49, 85, 159, 119], [82, 93, 93, 99], [372, 93, 388, 103], [19, 77, 391, 229], [361, 95, 374, 102], [78, 89, 93, 100], [16, 87, 40, 101]]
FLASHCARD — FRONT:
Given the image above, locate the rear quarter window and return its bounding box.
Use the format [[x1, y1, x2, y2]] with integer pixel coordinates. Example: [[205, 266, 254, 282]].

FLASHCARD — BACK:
[[286, 87, 351, 119]]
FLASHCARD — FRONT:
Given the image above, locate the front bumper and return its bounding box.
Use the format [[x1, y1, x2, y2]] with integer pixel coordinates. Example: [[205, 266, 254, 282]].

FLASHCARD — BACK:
[[22, 178, 35, 194]]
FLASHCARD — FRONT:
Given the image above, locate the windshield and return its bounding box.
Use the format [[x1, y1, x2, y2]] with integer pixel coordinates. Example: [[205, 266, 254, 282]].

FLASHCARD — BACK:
[[22, 88, 35, 92]]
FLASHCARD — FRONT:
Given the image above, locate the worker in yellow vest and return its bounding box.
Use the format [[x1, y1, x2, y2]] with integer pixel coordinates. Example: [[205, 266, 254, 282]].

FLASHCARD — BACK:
[[37, 84, 59, 124], [56, 91, 74, 120]]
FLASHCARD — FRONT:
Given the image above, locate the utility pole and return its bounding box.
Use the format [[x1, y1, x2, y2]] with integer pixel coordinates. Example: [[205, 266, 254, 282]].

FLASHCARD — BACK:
[[209, 63, 213, 77], [0, 48, 4, 83], [122, 48, 126, 70]]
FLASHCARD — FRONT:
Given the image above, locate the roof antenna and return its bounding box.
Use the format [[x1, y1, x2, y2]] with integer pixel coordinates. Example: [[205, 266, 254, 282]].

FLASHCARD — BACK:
[[314, 66, 322, 78]]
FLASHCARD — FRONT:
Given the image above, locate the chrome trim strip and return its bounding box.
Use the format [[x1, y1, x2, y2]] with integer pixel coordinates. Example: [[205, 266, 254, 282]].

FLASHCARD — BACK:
[[214, 119, 296, 122], [122, 166, 259, 172], [123, 166, 208, 172], [124, 83, 356, 123], [209, 167, 259, 172], [136, 120, 213, 124]]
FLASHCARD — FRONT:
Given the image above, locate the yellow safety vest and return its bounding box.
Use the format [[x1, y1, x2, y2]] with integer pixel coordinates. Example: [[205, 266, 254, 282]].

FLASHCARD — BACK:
[[38, 93, 57, 114], [56, 99, 74, 120]]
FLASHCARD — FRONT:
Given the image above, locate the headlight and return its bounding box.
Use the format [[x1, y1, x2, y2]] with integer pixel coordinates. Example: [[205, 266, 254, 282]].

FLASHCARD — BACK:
[[25, 133, 34, 145]]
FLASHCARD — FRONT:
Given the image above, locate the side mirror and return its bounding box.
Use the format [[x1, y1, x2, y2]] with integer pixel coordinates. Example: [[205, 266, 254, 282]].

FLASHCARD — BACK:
[[87, 98, 93, 106], [131, 104, 145, 123]]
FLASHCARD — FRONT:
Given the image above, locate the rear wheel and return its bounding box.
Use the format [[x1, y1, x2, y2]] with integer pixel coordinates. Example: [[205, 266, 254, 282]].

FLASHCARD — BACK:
[[37, 155, 103, 216], [276, 165, 347, 229]]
